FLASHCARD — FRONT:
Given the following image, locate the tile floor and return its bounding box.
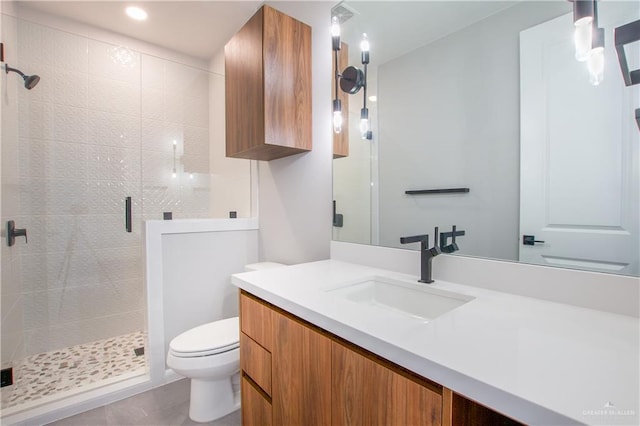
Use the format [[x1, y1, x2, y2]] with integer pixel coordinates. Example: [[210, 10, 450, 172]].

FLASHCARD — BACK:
[[46, 379, 241, 426], [1, 331, 146, 410]]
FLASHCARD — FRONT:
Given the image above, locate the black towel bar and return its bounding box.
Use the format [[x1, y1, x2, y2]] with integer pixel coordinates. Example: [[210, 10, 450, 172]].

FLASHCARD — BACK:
[[405, 188, 470, 195]]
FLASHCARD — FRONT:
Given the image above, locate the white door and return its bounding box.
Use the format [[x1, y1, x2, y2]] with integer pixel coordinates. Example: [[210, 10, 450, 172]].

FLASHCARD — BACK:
[[520, 7, 639, 276]]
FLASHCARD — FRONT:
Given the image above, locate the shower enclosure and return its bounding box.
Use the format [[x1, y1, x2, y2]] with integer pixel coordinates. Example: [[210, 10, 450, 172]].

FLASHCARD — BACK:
[[0, 11, 251, 415]]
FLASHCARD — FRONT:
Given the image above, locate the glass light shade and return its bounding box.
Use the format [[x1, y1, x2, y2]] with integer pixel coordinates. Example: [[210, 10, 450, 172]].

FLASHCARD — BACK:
[[331, 17, 340, 38], [360, 33, 370, 52], [333, 110, 343, 134], [360, 118, 369, 139], [360, 108, 369, 139], [574, 18, 593, 62], [588, 46, 604, 85], [360, 33, 370, 64]]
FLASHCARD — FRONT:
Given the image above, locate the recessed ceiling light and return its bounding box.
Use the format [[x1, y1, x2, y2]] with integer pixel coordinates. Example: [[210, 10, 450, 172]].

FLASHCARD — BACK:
[[126, 6, 148, 21]]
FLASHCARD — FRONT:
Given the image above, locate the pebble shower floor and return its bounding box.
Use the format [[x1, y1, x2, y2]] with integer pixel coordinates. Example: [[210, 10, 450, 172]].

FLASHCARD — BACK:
[[0, 331, 146, 410]]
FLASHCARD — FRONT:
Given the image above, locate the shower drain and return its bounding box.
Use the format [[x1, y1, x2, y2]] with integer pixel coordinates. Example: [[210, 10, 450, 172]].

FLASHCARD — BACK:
[[134, 347, 145, 357]]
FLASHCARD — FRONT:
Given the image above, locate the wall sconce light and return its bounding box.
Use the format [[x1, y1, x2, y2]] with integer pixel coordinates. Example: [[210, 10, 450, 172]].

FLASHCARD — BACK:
[[569, 0, 605, 85], [588, 27, 605, 85], [572, 0, 594, 62], [332, 17, 344, 135], [331, 18, 373, 140]]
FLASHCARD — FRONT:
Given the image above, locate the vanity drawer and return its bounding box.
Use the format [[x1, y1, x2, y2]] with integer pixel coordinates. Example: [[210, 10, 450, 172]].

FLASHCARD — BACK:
[[241, 332, 272, 396], [240, 291, 273, 351], [241, 375, 272, 426]]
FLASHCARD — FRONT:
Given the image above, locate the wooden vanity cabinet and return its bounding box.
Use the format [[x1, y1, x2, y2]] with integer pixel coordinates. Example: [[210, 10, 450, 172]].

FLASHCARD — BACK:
[[239, 290, 521, 426], [225, 5, 312, 161]]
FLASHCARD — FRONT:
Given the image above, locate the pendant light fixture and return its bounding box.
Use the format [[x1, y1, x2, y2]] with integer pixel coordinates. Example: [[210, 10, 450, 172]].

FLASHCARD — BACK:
[[331, 17, 373, 140]]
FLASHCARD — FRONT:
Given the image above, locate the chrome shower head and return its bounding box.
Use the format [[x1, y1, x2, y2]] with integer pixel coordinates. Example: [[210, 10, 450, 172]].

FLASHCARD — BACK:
[[5, 65, 40, 90]]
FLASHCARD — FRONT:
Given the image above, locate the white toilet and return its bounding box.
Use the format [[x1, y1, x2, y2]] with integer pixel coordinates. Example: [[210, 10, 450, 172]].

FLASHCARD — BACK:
[[167, 317, 241, 422], [166, 262, 285, 423]]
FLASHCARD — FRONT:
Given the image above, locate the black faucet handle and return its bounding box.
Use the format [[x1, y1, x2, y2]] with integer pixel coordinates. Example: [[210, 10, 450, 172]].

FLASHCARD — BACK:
[[441, 242, 459, 254], [433, 227, 440, 247]]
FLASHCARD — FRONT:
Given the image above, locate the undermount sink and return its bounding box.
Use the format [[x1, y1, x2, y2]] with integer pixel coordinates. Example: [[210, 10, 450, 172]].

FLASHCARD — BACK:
[[326, 276, 474, 321]]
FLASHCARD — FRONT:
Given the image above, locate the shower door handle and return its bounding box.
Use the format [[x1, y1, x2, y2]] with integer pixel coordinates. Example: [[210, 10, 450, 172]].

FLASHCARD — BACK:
[[125, 197, 132, 233], [7, 220, 27, 247]]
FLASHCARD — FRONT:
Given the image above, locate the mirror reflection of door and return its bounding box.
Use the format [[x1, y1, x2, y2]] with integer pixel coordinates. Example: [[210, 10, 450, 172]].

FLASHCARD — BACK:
[[519, 8, 640, 275]]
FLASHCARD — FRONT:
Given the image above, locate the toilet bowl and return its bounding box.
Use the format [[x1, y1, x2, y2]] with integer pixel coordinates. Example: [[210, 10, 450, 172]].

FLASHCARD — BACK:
[[166, 317, 240, 423]]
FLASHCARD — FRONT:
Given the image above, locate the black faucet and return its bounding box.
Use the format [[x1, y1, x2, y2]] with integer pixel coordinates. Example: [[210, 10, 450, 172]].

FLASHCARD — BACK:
[[400, 227, 441, 284]]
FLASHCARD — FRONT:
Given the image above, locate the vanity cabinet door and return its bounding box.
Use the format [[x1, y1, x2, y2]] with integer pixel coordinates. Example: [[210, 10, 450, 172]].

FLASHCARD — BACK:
[[332, 341, 443, 426], [272, 309, 332, 426]]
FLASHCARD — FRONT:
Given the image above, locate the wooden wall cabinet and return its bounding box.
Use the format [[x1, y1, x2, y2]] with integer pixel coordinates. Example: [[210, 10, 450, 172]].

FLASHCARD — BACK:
[[225, 5, 312, 161], [239, 290, 522, 426]]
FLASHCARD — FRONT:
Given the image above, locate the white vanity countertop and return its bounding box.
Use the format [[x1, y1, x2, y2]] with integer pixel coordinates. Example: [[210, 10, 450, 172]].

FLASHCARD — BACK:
[[231, 259, 639, 426]]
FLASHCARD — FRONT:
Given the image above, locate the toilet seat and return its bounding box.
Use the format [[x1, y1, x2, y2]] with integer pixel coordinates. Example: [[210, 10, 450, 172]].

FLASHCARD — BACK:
[[170, 317, 239, 358]]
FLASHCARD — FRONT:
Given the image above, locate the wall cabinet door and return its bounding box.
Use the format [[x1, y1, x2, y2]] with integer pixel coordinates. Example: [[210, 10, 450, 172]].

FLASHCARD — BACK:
[[272, 310, 332, 426]]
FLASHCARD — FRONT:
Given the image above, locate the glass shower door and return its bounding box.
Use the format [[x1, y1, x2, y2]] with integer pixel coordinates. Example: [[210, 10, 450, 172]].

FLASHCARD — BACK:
[[1, 16, 146, 412]]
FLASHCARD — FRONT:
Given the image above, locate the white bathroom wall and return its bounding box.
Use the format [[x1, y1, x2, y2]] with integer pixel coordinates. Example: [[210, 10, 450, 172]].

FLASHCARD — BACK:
[[257, 1, 333, 265], [161, 228, 258, 357], [376, 2, 569, 261]]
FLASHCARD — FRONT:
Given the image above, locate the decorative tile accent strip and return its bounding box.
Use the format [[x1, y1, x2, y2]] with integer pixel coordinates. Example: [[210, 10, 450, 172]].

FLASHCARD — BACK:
[[0, 331, 146, 410]]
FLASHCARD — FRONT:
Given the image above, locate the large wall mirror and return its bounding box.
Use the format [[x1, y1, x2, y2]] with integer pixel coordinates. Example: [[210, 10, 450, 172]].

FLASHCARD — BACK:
[[332, 1, 640, 277]]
